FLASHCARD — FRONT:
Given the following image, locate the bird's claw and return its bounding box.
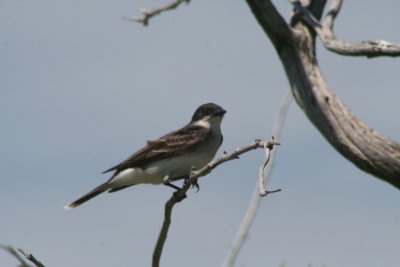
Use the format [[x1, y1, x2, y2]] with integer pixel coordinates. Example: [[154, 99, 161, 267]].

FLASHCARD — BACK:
[[185, 178, 200, 192], [191, 180, 200, 192]]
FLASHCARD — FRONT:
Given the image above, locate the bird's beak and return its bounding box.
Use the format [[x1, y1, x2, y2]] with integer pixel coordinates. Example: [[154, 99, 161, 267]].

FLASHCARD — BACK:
[[214, 109, 227, 116]]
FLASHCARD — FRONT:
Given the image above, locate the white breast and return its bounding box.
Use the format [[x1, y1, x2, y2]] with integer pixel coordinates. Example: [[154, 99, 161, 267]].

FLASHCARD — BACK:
[[108, 119, 222, 188]]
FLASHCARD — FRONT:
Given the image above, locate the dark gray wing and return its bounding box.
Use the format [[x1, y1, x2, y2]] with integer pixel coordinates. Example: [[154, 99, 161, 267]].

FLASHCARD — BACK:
[[102, 124, 209, 173]]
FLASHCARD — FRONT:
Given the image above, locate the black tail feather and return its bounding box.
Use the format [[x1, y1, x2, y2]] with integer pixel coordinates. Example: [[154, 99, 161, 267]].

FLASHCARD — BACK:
[[64, 183, 109, 209]]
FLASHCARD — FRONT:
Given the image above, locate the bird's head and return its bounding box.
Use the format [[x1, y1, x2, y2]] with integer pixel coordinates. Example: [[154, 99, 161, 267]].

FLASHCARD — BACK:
[[191, 103, 226, 128]]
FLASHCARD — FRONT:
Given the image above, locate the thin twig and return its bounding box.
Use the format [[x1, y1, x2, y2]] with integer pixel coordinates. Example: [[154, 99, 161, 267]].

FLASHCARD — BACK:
[[123, 0, 189, 26], [222, 91, 292, 267], [17, 249, 45, 267], [0, 244, 32, 267], [258, 138, 281, 196], [152, 138, 278, 267], [290, 0, 400, 57]]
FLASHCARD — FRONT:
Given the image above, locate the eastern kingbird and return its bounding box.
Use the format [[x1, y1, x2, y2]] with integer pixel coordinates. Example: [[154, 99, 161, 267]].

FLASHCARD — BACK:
[[64, 103, 226, 209]]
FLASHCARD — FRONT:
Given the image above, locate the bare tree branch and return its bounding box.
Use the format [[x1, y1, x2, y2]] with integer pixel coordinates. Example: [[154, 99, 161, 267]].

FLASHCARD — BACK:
[[247, 0, 400, 188], [222, 92, 291, 267], [17, 249, 45, 267], [152, 138, 280, 267], [246, 0, 293, 49], [123, 0, 189, 26], [258, 138, 282, 196], [1, 244, 32, 267], [308, 0, 328, 20], [152, 195, 176, 267], [1, 245, 45, 267], [322, 0, 343, 30], [291, 0, 400, 57]]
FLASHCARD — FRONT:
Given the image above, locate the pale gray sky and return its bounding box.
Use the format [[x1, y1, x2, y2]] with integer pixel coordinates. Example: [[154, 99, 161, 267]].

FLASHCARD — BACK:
[[1, 1, 399, 267]]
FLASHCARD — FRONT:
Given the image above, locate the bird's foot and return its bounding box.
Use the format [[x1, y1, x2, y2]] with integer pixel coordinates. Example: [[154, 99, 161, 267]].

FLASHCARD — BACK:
[[191, 179, 200, 192], [183, 178, 200, 192], [163, 181, 182, 191]]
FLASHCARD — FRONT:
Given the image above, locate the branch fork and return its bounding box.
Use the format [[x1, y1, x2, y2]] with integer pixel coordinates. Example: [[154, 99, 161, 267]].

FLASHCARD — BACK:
[[123, 0, 190, 26], [259, 138, 281, 196], [290, 0, 400, 57], [152, 138, 281, 267]]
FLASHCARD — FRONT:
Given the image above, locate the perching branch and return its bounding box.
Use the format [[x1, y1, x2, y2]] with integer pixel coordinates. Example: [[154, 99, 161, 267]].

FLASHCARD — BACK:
[[123, 0, 189, 26], [222, 92, 291, 267], [125, 0, 399, 191], [291, 0, 400, 58], [152, 138, 280, 267]]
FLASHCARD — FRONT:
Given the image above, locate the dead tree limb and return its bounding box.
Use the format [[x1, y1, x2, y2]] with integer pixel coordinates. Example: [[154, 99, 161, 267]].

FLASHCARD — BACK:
[[0, 245, 45, 267], [246, 0, 400, 189], [17, 249, 45, 267], [222, 92, 291, 267], [291, 0, 400, 57], [1, 244, 32, 267], [123, 0, 189, 26]]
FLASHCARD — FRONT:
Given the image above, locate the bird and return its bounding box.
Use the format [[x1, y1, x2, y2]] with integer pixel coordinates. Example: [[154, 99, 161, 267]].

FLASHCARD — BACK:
[[64, 103, 226, 209]]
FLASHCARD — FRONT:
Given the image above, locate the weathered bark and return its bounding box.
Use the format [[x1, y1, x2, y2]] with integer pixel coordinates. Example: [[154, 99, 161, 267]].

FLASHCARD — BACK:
[[246, 0, 400, 189]]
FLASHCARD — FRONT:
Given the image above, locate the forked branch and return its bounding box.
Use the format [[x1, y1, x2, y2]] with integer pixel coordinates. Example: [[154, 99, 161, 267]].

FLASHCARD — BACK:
[[152, 138, 280, 267], [247, 0, 400, 188], [222, 92, 291, 267], [123, 0, 189, 26], [291, 0, 400, 57]]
